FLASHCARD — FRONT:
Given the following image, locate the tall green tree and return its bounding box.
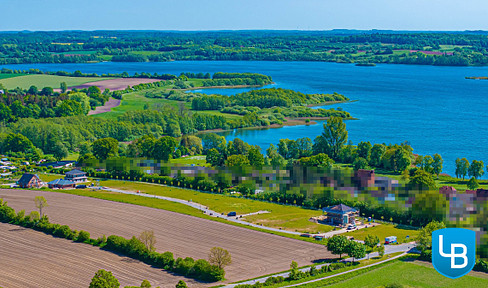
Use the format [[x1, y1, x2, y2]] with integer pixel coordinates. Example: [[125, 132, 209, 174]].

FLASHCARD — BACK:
[[409, 169, 436, 190], [152, 136, 178, 161], [3, 133, 34, 153], [247, 145, 264, 168], [468, 160, 485, 179], [317, 116, 348, 160], [346, 241, 366, 262], [327, 235, 349, 259], [53, 142, 68, 161], [60, 82, 67, 93], [364, 235, 380, 259], [92, 137, 119, 160], [432, 153, 443, 177], [0, 103, 12, 123], [206, 148, 224, 167], [357, 141, 372, 161], [89, 269, 120, 288], [416, 221, 446, 252], [226, 154, 250, 167], [455, 158, 470, 179], [369, 144, 386, 167]]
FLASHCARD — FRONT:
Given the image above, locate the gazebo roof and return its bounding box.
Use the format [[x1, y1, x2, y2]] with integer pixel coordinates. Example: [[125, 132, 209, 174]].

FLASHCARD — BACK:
[[322, 204, 357, 214]]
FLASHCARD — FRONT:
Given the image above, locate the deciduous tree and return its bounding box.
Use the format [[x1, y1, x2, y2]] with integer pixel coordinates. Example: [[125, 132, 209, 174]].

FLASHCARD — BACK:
[[34, 196, 48, 218], [138, 230, 156, 252], [327, 235, 349, 259], [89, 269, 120, 288], [317, 116, 348, 160], [92, 137, 119, 160], [208, 247, 232, 269]]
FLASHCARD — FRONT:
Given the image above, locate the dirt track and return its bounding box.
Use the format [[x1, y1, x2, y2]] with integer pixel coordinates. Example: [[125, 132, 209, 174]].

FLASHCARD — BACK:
[[0, 223, 198, 288], [88, 97, 121, 115], [72, 78, 161, 91], [0, 189, 329, 284]]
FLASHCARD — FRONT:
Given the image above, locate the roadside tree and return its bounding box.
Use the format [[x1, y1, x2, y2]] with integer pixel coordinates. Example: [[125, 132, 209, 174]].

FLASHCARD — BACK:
[[346, 241, 366, 262], [364, 234, 380, 259], [327, 235, 349, 259]]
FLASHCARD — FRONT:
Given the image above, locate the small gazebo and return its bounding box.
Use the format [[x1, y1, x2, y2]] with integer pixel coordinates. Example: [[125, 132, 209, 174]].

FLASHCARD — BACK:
[[322, 204, 359, 226]]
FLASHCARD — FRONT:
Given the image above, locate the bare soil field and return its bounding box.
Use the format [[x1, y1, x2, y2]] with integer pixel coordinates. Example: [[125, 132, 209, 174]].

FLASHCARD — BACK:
[[0, 223, 199, 288], [72, 78, 161, 91], [0, 189, 329, 283], [88, 97, 121, 115]]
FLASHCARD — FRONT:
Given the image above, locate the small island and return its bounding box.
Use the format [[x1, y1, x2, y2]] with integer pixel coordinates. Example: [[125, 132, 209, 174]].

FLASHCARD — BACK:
[[466, 76, 488, 80], [355, 63, 376, 67]]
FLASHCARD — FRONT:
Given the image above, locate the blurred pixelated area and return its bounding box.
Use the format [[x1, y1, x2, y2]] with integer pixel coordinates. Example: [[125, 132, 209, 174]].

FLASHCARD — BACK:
[[81, 158, 487, 257]]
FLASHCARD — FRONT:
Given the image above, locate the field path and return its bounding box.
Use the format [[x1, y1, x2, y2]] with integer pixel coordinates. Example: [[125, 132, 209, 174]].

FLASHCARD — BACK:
[[88, 97, 121, 115], [0, 223, 199, 288], [0, 189, 329, 283], [72, 78, 161, 91]]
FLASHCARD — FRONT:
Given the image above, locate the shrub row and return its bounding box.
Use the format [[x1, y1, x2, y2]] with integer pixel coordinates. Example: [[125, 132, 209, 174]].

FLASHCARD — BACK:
[[0, 198, 225, 282], [105, 235, 224, 282]]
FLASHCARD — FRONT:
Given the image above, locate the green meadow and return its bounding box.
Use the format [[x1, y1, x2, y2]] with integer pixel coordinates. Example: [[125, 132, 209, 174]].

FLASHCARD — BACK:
[[0, 74, 112, 89]]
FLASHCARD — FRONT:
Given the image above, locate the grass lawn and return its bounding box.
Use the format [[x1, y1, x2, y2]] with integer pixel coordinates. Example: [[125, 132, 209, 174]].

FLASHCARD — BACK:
[[345, 223, 419, 243], [98, 179, 332, 233], [316, 260, 488, 288], [92, 90, 180, 119], [435, 175, 488, 192], [0, 74, 112, 89], [94, 87, 243, 121], [171, 155, 209, 166], [0, 73, 25, 80]]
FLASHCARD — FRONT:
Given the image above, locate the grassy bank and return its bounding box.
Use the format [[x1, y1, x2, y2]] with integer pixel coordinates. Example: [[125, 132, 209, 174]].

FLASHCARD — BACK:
[[313, 259, 488, 288]]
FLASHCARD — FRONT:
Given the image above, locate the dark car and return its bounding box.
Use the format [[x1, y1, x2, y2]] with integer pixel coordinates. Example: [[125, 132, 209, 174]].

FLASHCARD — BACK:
[[75, 184, 87, 189], [227, 211, 237, 217]]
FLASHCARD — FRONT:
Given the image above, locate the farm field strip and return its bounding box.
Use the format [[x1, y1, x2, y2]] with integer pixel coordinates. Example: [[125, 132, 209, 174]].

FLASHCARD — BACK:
[[0, 74, 112, 89], [0, 223, 196, 288], [98, 179, 332, 233], [0, 189, 329, 283]]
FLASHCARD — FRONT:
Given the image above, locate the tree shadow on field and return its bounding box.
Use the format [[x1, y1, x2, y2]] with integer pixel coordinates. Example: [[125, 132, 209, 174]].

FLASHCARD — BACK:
[[8, 228, 27, 232], [312, 258, 336, 264]]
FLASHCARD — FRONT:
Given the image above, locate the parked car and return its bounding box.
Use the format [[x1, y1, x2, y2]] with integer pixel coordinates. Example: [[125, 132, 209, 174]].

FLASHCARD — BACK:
[[227, 211, 237, 217], [75, 185, 87, 189], [385, 236, 397, 244]]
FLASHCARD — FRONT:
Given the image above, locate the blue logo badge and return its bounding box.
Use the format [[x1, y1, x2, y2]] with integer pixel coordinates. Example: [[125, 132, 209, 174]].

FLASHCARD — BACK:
[[432, 228, 476, 279]]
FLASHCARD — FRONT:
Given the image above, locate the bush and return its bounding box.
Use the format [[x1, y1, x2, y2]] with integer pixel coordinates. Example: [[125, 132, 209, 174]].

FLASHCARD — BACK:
[[53, 225, 74, 239], [329, 262, 346, 271], [77, 230, 91, 242], [173, 257, 195, 275]]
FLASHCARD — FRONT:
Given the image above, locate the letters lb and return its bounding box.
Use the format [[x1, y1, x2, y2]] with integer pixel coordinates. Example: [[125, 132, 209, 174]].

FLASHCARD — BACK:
[[432, 228, 476, 279]]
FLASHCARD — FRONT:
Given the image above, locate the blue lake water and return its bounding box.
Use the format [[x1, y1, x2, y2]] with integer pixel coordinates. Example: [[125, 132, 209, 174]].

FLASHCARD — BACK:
[[2, 61, 488, 177]]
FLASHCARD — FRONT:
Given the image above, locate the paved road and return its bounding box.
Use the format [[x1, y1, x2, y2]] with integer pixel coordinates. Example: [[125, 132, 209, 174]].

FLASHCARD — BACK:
[[99, 186, 378, 239], [99, 186, 304, 235], [221, 244, 416, 288]]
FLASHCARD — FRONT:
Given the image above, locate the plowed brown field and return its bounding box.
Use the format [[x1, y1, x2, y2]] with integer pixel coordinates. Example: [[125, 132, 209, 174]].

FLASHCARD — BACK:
[[0, 223, 199, 288], [0, 189, 330, 285]]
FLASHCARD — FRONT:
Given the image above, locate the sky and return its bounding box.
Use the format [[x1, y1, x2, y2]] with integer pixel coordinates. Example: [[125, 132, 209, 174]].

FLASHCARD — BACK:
[[1, 0, 487, 31]]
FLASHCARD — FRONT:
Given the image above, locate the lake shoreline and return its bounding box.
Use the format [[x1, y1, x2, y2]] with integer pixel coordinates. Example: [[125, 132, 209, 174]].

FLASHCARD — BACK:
[[197, 116, 358, 135]]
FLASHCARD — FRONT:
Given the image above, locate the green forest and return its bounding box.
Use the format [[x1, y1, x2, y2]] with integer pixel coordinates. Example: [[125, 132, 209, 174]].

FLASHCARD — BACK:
[[0, 30, 487, 66]]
